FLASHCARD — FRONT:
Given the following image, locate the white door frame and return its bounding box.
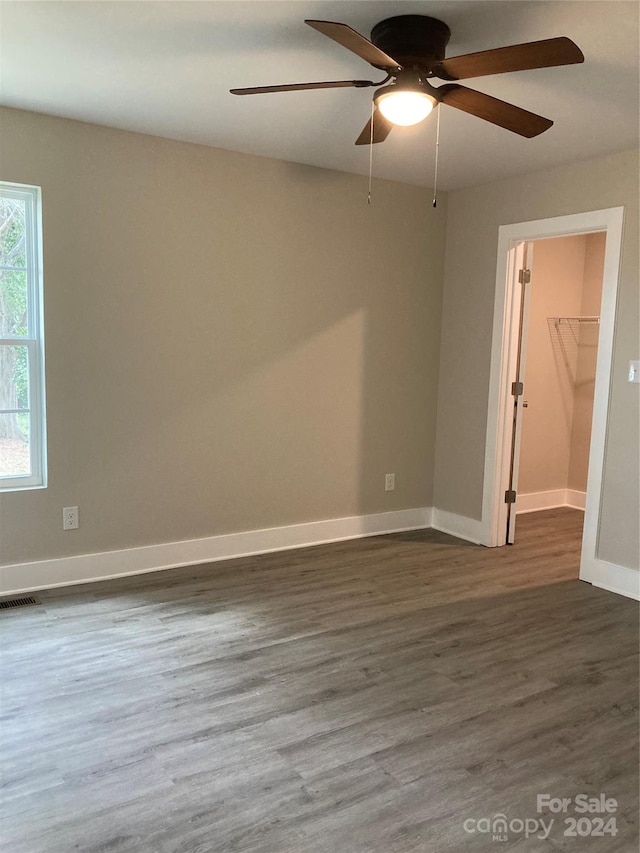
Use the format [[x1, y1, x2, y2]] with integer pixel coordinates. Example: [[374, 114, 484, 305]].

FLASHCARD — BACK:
[[480, 208, 626, 586], [504, 240, 534, 545]]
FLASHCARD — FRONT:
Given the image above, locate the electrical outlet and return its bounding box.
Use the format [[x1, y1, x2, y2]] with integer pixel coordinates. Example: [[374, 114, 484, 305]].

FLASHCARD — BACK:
[[63, 506, 79, 530], [385, 473, 395, 492]]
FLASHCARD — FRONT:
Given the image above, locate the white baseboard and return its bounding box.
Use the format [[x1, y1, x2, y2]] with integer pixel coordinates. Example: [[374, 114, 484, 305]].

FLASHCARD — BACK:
[[516, 489, 586, 514], [0, 507, 433, 596], [431, 509, 486, 545], [580, 557, 640, 601], [4, 504, 634, 602], [565, 490, 587, 511]]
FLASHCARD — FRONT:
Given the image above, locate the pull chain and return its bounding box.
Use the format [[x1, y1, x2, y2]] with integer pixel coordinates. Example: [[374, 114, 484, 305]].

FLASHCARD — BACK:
[[432, 105, 441, 208], [368, 101, 374, 205]]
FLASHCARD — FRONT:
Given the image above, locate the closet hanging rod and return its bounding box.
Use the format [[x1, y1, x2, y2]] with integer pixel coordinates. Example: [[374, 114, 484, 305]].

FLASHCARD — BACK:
[[549, 316, 600, 324]]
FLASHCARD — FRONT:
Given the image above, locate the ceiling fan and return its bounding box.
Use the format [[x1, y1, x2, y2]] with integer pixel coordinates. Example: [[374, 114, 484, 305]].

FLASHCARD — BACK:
[[230, 16, 584, 143]]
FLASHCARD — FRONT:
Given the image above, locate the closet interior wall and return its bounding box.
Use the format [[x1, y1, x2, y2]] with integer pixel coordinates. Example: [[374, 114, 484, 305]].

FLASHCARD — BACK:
[[517, 232, 605, 511]]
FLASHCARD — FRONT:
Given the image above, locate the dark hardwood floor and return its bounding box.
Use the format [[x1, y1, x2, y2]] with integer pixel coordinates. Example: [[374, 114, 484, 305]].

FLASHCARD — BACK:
[[1, 509, 637, 852]]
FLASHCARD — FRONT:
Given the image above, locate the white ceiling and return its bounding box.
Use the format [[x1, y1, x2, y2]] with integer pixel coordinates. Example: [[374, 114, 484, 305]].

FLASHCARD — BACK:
[[1, 1, 638, 190]]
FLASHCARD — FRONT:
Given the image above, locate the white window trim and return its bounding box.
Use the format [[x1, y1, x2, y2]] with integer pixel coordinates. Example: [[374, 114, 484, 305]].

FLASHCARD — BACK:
[[0, 182, 47, 490]]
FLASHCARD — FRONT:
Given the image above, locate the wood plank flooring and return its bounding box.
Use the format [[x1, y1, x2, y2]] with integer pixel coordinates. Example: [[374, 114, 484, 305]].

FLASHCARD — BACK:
[[0, 509, 638, 852]]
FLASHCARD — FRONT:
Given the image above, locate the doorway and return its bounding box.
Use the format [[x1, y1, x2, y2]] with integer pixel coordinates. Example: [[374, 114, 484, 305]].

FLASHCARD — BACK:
[[480, 207, 625, 594], [510, 233, 605, 543]]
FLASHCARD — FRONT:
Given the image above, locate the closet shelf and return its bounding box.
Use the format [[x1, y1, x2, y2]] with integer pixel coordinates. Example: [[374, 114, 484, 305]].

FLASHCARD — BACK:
[[549, 316, 600, 325]]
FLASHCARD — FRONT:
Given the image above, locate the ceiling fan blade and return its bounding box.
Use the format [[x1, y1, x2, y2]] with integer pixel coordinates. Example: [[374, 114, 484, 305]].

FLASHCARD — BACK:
[[435, 37, 584, 81], [438, 84, 553, 137], [305, 20, 402, 70], [230, 79, 378, 95], [355, 110, 394, 145]]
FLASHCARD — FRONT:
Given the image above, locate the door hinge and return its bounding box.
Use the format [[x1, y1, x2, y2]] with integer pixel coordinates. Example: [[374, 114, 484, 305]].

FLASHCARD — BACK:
[[518, 268, 531, 284], [511, 381, 524, 396], [504, 489, 517, 504]]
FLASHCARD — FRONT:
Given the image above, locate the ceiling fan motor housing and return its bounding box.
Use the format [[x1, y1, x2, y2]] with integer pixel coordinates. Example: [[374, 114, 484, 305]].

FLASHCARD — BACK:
[[370, 15, 452, 70]]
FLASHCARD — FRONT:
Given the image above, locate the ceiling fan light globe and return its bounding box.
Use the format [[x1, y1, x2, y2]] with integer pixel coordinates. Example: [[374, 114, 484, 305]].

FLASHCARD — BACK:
[[376, 90, 435, 126]]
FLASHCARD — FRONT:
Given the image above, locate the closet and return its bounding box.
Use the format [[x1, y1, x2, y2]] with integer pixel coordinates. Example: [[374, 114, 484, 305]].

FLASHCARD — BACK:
[[516, 232, 605, 514]]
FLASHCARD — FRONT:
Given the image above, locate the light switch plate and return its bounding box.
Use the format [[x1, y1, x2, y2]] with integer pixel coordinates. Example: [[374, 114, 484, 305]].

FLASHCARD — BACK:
[[629, 361, 640, 383]]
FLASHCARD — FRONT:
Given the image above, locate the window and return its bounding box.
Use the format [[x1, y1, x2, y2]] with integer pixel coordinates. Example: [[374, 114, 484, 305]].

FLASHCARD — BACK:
[[0, 182, 46, 490]]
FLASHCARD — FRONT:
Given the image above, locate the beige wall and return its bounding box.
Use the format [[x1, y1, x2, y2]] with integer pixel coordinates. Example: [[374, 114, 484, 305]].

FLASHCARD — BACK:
[[0, 107, 447, 566], [518, 235, 591, 495], [2, 107, 637, 575], [434, 149, 639, 570]]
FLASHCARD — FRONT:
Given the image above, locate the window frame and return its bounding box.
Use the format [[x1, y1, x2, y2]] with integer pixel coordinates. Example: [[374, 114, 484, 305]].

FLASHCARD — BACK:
[[0, 181, 47, 491]]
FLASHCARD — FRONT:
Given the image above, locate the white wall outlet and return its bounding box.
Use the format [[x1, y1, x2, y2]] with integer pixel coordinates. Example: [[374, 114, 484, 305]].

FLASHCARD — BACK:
[[63, 506, 79, 530], [385, 473, 395, 492], [628, 361, 640, 383]]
